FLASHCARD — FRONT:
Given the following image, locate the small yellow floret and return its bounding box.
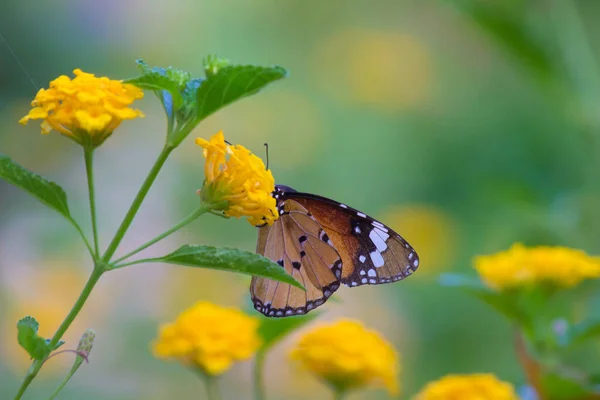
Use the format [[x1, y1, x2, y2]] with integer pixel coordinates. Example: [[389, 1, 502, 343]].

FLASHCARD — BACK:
[[475, 243, 600, 290], [196, 131, 278, 226], [290, 319, 399, 395], [413, 373, 518, 400], [152, 301, 261, 376], [19, 69, 144, 147]]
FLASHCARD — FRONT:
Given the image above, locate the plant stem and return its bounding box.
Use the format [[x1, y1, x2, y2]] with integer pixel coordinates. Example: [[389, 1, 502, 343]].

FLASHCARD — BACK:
[[111, 203, 216, 265], [201, 374, 221, 400], [13, 265, 104, 400], [102, 145, 174, 262], [514, 330, 546, 400], [84, 149, 100, 258], [253, 351, 266, 400], [333, 388, 346, 400], [70, 219, 95, 259]]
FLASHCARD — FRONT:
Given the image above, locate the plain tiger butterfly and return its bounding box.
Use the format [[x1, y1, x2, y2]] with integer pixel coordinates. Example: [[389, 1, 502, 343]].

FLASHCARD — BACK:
[[250, 184, 419, 317]]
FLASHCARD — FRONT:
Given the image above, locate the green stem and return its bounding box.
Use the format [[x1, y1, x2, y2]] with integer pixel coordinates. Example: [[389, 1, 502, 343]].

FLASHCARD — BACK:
[[111, 203, 216, 265], [84, 149, 100, 258], [70, 219, 95, 259], [253, 351, 266, 400], [13, 265, 104, 400], [102, 145, 174, 262], [201, 373, 221, 400], [333, 388, 346, 400]]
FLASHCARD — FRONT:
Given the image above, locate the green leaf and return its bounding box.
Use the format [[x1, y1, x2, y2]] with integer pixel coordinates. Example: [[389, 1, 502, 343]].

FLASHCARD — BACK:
[[145, 245, 305, 290], [195, 65, 287, 123], [17, 317, 52, 360], [258, 312, 320, 352], [540, 370, 598, 399], [125, 60, 186, 111], [0, 155, 71, 220]]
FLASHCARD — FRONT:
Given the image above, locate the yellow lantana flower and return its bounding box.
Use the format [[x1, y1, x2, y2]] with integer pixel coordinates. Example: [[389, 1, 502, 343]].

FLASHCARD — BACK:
[[196, 131, 278, 226], [475, 243, 600, 290], [19, 69, 144, 148], [290, 319, 399, 396], [152, 301, 261, 376], [413, 373, 518, 400]]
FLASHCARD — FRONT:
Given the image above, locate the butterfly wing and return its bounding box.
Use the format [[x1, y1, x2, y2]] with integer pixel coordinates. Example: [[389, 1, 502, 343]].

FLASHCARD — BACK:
[[250, 199, 342, 317], [281, 191, 419, 287]]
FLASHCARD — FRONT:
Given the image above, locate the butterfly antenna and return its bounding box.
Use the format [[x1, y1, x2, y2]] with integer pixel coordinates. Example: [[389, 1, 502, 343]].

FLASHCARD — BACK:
[[264, 142, 269, 170], [0, 30, 38, 91]]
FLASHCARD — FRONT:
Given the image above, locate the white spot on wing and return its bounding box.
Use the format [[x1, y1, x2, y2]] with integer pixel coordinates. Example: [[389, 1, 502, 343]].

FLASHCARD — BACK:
[[408, 252, 414, 259], [370, 251, 385, 268], [340, 204, 348, 208], [361, 278, 367, 283], [372, 220, 386, 231], [354, 226, 361, 234], [369, 230, 388, 252], [413, 259, 419, 267], [360, 270, 366, 276], [359, 255, 366, 263], [368, 269, 376, 277], [357, 212, 366, 218]]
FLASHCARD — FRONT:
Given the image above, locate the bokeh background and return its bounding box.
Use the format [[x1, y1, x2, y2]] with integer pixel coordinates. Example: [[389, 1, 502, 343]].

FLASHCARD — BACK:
[[2, 0, 600, 399]]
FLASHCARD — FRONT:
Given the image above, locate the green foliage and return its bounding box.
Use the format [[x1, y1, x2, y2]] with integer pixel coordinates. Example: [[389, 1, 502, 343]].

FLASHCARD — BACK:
[[141, 245, 305, 290], [258, 312, 320, 352], [203, 54, 231, 77], [194, 64, 287, 124], [126, 59, 287, 147], [126, 61, 187, 111], [0, 155, 71, 221], [16, 317, 62, 360], [540, 370, 598, 399]]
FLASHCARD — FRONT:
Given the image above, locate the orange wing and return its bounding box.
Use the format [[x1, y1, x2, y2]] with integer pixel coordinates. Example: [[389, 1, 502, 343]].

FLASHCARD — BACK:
[[288, 195, 418, 287], [250, 199, 342, 317]]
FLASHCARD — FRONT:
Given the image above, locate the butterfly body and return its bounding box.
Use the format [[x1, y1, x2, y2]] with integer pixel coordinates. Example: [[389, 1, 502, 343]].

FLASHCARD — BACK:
[[251, 184, 419, 317]]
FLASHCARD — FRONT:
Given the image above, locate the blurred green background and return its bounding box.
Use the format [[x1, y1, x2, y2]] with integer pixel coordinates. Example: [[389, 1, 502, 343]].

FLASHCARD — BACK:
[[2, 0, 600, 399]]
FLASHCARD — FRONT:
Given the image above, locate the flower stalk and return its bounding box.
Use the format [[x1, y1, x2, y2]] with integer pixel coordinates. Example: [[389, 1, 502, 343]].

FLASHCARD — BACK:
[[102, 144, 174, 262], [84, 149, 100, 258], [13, 265, 104, 400], [111, 201, 226, 267]]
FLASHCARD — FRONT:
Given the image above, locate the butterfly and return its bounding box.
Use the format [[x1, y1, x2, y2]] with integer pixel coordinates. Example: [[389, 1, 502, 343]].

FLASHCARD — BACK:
[[250, 184, 419, 317]]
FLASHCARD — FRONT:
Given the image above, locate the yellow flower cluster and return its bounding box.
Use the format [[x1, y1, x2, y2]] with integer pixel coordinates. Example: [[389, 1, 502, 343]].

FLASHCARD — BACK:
[[152, 301, 261, 376], [196, 131, 278, 226], [19, 69, 144, 147], [413, 373, 518, 400], [290, 319, 399, 395], [475, 243, 600, 290]]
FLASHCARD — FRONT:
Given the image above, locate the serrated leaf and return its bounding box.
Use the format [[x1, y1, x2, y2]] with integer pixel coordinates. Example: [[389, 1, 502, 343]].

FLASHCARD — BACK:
[[17, 317, 52, 360], [0, 155, 71, 220], [144, 245, 304, 290], [195, 65, 287, 123], [124, 60, 185, 111], [258, 312, 320, 352]]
